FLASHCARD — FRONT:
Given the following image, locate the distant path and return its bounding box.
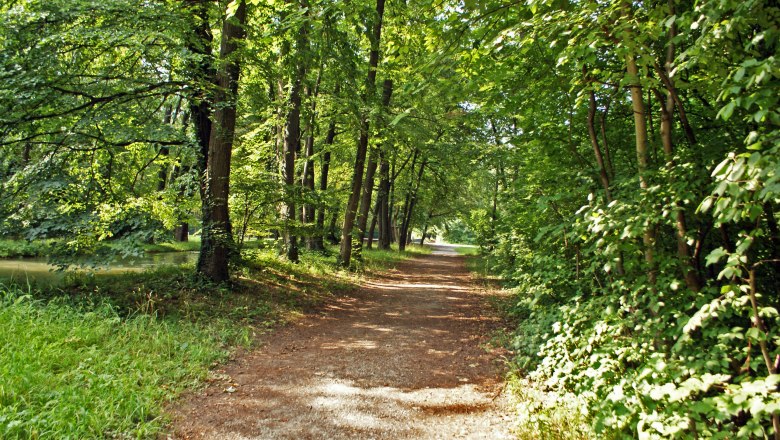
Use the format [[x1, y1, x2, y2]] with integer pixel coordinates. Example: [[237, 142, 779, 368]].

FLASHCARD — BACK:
[[170, 244, 512, 439]]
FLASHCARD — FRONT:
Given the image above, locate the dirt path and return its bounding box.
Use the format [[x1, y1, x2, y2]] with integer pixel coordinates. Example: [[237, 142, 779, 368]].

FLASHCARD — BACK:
[[169, 245, 513, 439]]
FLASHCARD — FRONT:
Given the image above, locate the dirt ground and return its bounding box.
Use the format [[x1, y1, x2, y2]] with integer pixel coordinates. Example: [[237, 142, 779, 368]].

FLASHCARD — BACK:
[[168, 244, 514, 439]]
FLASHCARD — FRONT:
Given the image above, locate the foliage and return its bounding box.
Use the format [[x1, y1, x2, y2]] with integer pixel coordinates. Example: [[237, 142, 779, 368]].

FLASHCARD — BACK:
[[0, 239, 52, 258], [457, 0, 780, 437], [443, 219, 477, 245]]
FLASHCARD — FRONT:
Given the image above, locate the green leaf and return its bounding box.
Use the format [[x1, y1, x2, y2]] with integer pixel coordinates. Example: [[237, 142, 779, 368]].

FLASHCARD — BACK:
[[718, 101, 736, 121], [705, 247, 728, 266]]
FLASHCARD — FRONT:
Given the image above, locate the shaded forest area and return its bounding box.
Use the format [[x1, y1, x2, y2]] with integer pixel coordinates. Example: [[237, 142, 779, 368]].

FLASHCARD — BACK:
[[1, 0, 779, 438]]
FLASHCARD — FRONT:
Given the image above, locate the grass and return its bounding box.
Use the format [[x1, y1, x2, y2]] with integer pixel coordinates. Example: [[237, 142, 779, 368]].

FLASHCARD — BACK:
[[0, 239, 53, 258], [0, 288, 231, 439], [505, 372, 593, 440], [0, 243, 420, 439], [452, 245, 480, 256], [356, 243, 431, 271], [461, 249, 502, 285], [141, 238, 202, 253]]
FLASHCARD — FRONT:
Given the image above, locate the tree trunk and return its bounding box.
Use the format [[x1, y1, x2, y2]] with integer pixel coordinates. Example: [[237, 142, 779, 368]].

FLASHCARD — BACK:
[[367, 201, 379, 249], [302, 69, 322, 250], [281, 6, 309, 263], [313, 119, 337, 249], [338, 0, 386, 267], [355, 79, 394, 255], [587, 83, 624, 275], [172, 110, 191, 242], [623, 10, 656, 286], [420, 211, 431, 246], [174, 223, 189, 242], [600, 86, 617, 179], [197, 1, 247, 282], [377, 149, 392, 249], [157, 103, 175, 192], [327, 209, 339, 244], [654, 2, 702, 291], [587, 86, 613, 201], [399, 156, 426, 252], [186, 0, 214, 246], [398, 149, 419, 251]]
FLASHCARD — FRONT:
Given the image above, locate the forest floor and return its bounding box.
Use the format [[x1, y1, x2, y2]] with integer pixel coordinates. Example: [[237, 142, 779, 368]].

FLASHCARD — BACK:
[[168, 244, 515, 439]]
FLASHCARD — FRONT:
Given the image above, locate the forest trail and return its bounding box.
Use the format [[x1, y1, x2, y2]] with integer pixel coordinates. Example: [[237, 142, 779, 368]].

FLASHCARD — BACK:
[[169, 244, 514, 439]]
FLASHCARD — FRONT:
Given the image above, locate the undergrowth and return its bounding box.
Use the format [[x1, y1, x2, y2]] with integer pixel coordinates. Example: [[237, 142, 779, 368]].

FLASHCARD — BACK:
[[463, 250, 594, 440]]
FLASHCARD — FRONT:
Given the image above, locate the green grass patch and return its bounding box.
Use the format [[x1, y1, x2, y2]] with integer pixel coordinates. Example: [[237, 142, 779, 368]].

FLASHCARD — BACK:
[[462, 250, 502, 283], [453, 245, 480, 256], [0, 243, 422, 438], [142, 238, 202, 253], [506, 372, 593, 440], [0, 288, 231, 439], [356, 243, 431, 271], [0, 239, 53, 258]]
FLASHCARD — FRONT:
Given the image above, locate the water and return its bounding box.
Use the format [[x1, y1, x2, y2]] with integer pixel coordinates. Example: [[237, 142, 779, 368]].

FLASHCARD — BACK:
[[0, 252, 199, 286]]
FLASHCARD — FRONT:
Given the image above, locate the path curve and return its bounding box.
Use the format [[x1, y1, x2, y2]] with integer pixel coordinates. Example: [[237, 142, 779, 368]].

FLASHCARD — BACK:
[[170, 244, 512, 439]]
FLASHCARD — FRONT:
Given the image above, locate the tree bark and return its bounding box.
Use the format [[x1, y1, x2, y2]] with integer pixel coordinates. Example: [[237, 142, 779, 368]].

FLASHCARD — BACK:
[[587, 87, 613, 201], [313, 119, 337, 249], [185, 0, 214, 246], [653, 2, 702, 291], [367, 200, 379, 249], [356, 79, 393, 254], [302, 69, 322, 250], [280, 4, 309, 263], [399, 156, 426, 252], [327, 209, 339, 244], [625, 28, 656, 286], [377, 149, 392, 249], [197, 1, 247, 282], [338, 0, 386, 267]]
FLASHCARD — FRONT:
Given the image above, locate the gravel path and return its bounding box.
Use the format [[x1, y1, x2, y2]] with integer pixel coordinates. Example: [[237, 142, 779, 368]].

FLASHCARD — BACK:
[[169, 244, 513, 439]]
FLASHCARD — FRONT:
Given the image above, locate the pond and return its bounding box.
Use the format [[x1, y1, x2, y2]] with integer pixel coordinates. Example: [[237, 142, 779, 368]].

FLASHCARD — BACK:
[[0, 251, 199, 286]]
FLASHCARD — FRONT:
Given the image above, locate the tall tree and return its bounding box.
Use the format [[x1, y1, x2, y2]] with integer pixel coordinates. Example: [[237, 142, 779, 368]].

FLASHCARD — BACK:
[[197, 0, 247, 281], [338, 0, 386, 267], [356, 79, 394, 253]]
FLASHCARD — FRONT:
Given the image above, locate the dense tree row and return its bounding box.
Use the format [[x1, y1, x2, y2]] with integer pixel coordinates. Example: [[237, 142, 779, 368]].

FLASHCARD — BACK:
[[0, 0, 475, 274], [1, 0, 778, 437]]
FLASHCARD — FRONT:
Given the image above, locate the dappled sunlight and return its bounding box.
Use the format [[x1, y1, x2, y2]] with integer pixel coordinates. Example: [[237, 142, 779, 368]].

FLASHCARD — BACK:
[[320, 339, 378, 350], [204, 376, 508, 439], [352, 322, 394, 332], [364, 281, 470, 292], [173, 247, 511, 439]]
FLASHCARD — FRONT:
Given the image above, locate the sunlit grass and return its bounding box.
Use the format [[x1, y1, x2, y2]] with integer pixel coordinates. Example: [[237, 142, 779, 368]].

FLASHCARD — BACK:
[[142, 237, 202, 253], [453, 245, 480, 256], [0, 239, 53, 258], [506, 373, 593, 440], [0, 287, 232, 439]]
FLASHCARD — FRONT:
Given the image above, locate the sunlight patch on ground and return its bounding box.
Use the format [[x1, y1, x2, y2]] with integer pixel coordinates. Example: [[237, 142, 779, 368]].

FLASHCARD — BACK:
[[220, 376, 514, 440], [352, 323, 394, 332], [364, 281, 469, 292], [320, 339, 378, 350]]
